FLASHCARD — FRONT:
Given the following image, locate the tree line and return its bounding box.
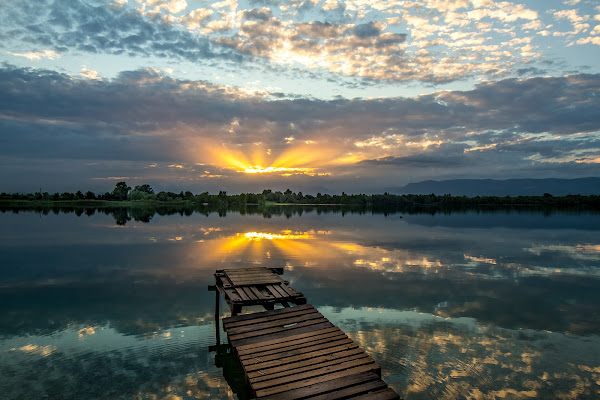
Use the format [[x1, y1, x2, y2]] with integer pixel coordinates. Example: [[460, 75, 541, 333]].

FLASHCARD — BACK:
[[1, 181, 600, 209]]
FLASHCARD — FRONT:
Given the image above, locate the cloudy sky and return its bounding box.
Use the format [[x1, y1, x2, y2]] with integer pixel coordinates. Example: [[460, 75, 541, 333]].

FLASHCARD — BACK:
[[1, 0, 599, 194]]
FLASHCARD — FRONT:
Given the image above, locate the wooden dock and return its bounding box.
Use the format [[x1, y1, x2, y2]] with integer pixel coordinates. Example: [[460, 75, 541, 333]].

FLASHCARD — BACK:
[[212, 267, 307, 315], [211, 267, 400, 399]]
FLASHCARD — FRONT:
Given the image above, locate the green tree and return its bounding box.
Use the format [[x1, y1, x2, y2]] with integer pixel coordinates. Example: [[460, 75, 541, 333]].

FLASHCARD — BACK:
[[112, 182, 131, 201]]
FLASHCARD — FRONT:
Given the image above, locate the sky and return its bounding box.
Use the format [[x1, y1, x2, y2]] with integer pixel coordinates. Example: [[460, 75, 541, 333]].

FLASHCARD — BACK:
[[0, 0, 599, 194]]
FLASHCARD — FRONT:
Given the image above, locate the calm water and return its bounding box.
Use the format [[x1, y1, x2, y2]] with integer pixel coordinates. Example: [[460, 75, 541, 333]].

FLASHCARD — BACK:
[[1, 207, 599, 399]]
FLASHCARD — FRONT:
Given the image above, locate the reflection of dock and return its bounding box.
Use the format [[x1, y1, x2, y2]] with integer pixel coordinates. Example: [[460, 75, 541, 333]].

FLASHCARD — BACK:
[[210, 267, 400, 400]]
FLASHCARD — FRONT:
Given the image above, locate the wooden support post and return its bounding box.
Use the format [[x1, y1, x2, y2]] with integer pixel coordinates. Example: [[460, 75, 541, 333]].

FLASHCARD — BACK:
[[215, 287, 221, 346]]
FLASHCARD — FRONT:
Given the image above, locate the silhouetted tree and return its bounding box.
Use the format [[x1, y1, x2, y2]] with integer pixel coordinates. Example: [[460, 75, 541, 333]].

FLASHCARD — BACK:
[[112, 182, 131, 201]]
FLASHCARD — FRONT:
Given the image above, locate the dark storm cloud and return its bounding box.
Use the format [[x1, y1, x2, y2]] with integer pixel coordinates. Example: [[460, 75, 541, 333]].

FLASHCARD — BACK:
[[0, 0, 244, 63], [0, 65, 599, 184], [359, 144, 468, 168], [435, 74, 600, 135], [2, 65, 600, 139]]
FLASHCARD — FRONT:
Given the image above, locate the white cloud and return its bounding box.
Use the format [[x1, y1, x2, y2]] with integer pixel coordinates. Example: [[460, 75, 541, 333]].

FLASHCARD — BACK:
[[8, 50, 61, 60], [180, 8, 213, 30], [80, 65, 102, 80], [576, 37, 600, 45]]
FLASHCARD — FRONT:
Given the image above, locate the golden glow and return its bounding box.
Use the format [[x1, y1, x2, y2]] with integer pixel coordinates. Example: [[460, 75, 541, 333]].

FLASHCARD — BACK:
[[196, 229, 449, 275], [195, 139, 368, 176], [243, 166, 315, 174]]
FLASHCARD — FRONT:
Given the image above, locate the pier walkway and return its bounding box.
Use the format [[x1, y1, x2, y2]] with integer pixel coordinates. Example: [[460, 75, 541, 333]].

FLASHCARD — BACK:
[[210, 267, 400, 400]]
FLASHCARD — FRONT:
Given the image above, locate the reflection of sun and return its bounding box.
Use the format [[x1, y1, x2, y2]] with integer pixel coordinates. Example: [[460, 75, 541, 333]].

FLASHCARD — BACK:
[[205, 230, 333, 262], [196, 229, 450, 274]]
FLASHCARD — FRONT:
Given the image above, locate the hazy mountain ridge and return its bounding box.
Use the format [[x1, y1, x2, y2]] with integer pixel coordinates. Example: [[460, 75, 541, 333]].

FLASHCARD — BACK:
[[387, 178, 600, 196]]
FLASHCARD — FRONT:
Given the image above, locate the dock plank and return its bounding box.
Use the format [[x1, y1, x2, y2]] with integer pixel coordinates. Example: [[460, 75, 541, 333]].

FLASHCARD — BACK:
[[236, 326, 341, 354], [239, 330, 348, 359], [254, 364, 381, 397], [228, 317, 331, 342], [225, 307, 318, 330], [224, 303, 313, 325], [248, 351, 369, 382], [226, 312, 325, 336], [230, 321, 335, 347], [251, 355, 377, 390], [254, 371, 382, 400]]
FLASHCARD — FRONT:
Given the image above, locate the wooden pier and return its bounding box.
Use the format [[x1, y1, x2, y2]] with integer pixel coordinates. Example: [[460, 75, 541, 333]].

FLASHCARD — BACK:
[[210, 267, 400, 399]]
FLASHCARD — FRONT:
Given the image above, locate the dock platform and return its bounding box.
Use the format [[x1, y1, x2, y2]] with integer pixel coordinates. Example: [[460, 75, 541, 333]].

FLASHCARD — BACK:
[[212, 267, 307, 315], [211, 267, 400, 399]]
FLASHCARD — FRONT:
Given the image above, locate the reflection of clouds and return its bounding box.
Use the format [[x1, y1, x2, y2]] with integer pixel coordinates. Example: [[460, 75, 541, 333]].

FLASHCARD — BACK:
[[10, 344, 57, 357], [78, 326, 96, 339], [464, 254, 497, 265], [134, 371, 233, 399], [526, 244, 600, 261], [516, 265, 600, 279], [2, 324, 232, 400], [322, 307, 600, 400]]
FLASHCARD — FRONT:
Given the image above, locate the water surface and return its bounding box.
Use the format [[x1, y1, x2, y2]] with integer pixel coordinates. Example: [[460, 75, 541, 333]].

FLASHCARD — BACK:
[[1, 208, 599, 399]]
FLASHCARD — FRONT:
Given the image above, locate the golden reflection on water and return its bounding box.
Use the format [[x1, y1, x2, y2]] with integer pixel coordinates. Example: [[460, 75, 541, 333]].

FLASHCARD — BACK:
[[197, 229, 451, 274]]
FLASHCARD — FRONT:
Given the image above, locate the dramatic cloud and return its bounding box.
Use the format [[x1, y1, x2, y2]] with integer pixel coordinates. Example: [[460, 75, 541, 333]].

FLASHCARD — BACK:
[[1, 65, 598, 191], [0, 1, 599, 192]]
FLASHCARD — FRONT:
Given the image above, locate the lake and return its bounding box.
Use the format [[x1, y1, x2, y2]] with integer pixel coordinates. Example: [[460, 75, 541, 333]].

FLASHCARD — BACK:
[[1, 207, 599, 399]]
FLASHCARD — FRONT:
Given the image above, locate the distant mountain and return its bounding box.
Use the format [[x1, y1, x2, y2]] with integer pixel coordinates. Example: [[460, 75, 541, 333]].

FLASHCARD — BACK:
[[387, 178, 600, 196]]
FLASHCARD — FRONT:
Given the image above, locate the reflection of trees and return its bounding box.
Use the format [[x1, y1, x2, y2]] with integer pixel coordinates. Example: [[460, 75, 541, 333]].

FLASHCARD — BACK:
[[111, 208, 131, 225], [3, 204, 599, 226]]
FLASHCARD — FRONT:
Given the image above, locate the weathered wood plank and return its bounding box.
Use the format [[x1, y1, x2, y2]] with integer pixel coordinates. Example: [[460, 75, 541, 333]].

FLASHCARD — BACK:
[[248, 351, 370, 382], [228, 317, 330, 342], [223, 303, 313, 325], [230, 321, 335, 347], [276, 284, 298, 297], [222, 288, 243, 302], [243, 337, 354, 366], [225, 307, 318, 330], [267, 284, 289, 298], [229, 277, 284, 285], [254, 365, 382, 398], [227, 312, 324, 335], [236, 326, 341, 354], [241, 287, 258, 301], [251, 356, 378, 390], [306, 379, 389, 400], [226, 312, 325, 336], [239, 330, 347, 359], [253, 371, 382, 400], [244, 341, 361, 372], [223, 267, 272, 273], [250, 286, 273, 300], [233, 287, 251, 302]]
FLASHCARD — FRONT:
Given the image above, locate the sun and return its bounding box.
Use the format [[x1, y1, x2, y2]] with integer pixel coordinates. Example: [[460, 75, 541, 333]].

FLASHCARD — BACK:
[[194, 139, 367, 177], [243, 166, 315, 174]]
